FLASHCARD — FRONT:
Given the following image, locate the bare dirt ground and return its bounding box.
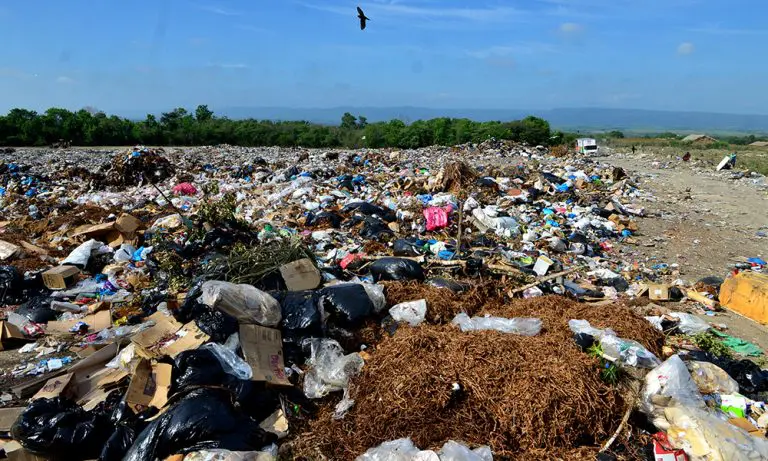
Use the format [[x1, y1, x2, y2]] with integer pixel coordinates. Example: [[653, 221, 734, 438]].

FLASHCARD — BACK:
[[610, 149, 768, 352]]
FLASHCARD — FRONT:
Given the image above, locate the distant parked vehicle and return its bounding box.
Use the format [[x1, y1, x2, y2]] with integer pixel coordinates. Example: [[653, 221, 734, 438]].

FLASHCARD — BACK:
[[576, 138, 599, 155]]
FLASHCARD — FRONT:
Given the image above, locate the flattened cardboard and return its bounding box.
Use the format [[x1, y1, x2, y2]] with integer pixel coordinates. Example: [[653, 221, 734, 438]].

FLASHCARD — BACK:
[[71, 344, 107, 358], [115, 213, 141, 234], [0, 240, 20, 260], [2, 441, 49, 461], [42, 265, 80, 290], [32, 373, 74, 400], [0, 407, 25, 432], [161, 322, 209, 358], [239, 324, 290, 385], [19, 241, 48, 256], [125, 360, 172, 412], [46, 310, 111, 334], [131, 312, 183, 353], [280, 258, 322, 291], [131, 313, 208, 358], [69, 342, 119, 400]]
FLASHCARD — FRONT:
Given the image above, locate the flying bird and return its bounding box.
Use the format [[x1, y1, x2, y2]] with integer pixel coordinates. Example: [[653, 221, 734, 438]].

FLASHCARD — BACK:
[[357, 6, 370, 30]]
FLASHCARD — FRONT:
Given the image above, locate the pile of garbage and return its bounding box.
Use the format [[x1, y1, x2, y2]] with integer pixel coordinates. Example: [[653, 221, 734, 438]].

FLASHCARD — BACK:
[[0, 143, 765, 460]]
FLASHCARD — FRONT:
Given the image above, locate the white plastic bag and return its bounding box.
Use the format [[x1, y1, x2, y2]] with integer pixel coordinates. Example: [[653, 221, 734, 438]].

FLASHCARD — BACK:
[[62, 239, 107, 267], [452, 313, 541, 336], [303, 339, 364, 399], [183, 448, 277, 461], [390, 300, 427, 326], [569, 319, 659, 368], [669, 312, 710, 335], [200, 281, 281, 326], [114, 243, 137, 262], [200, 342, 253, 380]]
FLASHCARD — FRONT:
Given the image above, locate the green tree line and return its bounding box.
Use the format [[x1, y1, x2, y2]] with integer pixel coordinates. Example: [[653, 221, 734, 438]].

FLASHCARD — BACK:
[[0, 106, 552, 148]]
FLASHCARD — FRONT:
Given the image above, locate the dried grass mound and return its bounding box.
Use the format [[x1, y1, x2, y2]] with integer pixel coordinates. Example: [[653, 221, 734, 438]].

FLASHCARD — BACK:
[[551, 144, 570, 158], [296, 324, 625, 460], [433, 161, 479, 193], [383, 281, 496, 324]]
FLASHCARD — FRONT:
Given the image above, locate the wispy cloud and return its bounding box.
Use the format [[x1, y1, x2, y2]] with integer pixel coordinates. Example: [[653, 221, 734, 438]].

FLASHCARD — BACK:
[[198, 4, 240, 16], [559, 22, 583, 34], [468, 43, 558, 59], [688, 26, 768, 36], [56, 76, 76, 84], [236, 24, 270, 33], [300, 1, 527, 24], [207, 63, 249, 69], [677, 42, 695, 55]]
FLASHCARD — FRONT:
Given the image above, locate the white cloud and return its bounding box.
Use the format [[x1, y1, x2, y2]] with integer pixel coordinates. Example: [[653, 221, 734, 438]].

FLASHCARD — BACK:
[[677, 42, 695, 55], [56, 76, 76, 84], [559, 22, 583, 34]]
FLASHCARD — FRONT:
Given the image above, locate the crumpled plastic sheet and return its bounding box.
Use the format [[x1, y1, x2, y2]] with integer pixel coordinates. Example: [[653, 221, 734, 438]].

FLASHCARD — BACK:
[[389, 300, 427, 326], [183, 446, 278, 461], [642, 355, 706, 430], [356, 438, 492, 461], [303, 339, 364, 418], [452, 313, 542, 336], [569, 319, 660, 368], [200, 281, 281, 327]]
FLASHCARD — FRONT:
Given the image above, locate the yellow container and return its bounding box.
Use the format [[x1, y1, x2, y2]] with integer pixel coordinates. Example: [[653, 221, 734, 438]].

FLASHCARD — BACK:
[[719, 272, 768, 324]]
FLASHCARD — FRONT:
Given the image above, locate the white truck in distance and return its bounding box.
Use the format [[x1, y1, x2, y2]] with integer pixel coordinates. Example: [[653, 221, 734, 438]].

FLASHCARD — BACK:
[[576, 138, 599, 155]]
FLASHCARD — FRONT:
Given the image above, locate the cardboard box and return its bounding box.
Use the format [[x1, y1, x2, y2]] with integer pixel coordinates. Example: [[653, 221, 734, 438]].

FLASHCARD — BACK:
[[0, 321, 26, 351], [652, 435, 688, 461], [114, 213, 141, 235], [42, 265, 80, 290], [533, 255, 554, 276], [0, 240, 20, 260], [280, 258, 321, 291], [125, 359, 172, 412], [32, 373, 75, 400], [239, 324, 290, 385], [648, 284, 671, 301]]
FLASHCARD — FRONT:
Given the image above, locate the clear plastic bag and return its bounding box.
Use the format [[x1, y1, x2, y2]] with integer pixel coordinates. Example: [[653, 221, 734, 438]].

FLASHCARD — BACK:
[[389, 300, 427, 326], [569, 319, 658, 368], [360, 282, 386, 313], [686, 361, 739, 395], [356, 439, 438, 461], [303, 339, 364, 399], [200, 281, 281, 327], [452, 313, 542, 336], [642, 355, 706, 430], [669, 312, 710, 335], [439, 441, 493, 461], [62, 239, 108, 268], [199, 342, 253, 380]]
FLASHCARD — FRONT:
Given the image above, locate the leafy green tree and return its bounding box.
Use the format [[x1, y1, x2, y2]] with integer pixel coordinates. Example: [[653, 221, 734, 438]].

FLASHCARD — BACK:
[[340, 112, 357, 130], [607, 130, 625, 139], [195, 105, 214, 122]]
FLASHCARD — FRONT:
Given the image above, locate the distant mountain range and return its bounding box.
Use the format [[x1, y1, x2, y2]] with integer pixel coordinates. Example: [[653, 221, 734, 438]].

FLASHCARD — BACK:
[[212, 107, 768, 134]]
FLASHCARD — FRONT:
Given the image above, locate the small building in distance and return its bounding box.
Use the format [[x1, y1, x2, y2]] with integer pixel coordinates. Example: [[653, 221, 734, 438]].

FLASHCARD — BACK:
[[749, 141, 768, 147], [681, 134, 718, 145]]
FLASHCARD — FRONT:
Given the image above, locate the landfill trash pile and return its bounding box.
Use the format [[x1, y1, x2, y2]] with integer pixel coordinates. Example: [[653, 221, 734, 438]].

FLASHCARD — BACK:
[[0, 142, 765, 461]]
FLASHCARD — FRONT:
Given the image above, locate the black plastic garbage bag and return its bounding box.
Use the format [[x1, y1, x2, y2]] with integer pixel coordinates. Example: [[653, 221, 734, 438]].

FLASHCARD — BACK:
[[426, 277, 467, 293], [393, 239, 423, 257], [194, 306, 239, 344], [15, 296, 57, 323], [0, 265, 23, 304], [123, 388, 275, 461], [11, 397, 115, 459], [342, 202, 396, 222], [370, 257, 425, 282], [305, 211, 343, 228], [100, 425, 138, 461], [358, 216, 394, 241], [723, 359, 768, 394], [320, 283, 374, 327], [173, 348, 230, 392], [274, 290, 323, 363]]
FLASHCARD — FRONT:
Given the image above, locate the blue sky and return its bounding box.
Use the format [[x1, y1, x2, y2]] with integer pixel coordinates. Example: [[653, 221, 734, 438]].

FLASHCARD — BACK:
[[0, 0, 766, 114]]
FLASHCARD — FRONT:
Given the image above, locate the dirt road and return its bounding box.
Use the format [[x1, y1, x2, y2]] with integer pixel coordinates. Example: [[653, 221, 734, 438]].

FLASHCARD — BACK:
[[610, 150, 768, 351]]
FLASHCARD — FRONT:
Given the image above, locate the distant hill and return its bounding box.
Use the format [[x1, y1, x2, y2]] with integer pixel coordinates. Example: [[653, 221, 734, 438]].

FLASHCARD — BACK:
[[212, 106, 768, 134]]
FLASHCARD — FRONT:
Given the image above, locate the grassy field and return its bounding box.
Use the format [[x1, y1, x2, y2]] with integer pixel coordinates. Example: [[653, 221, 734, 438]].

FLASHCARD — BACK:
[[607, 138, 768, 176]]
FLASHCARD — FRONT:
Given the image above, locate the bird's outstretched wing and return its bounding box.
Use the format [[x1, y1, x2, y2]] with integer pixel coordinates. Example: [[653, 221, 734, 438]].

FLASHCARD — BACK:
[[360, 18, 367, 30], [357, 6, 364, 16]]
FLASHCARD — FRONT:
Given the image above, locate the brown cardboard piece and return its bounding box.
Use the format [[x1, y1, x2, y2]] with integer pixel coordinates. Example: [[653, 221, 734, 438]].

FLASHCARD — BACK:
[[125, 359, 172, 412], [728, 417, 764, 437], [1, 441, 48, 461], [19, 241, 48, 256], [68, 342, 119, 402], [0, 321, 26, 351], [115, 213, 141, 235], [648, 284, 671, 301], [42, 265, 80, 290], [71, 343, 108, 358], [131, 312, 208, 358], [239, 324, 290, 385], [32, 373, 75, 400], [0, 407, 25, 432], [46, 310, 111, 334], [280, 258, 321, 291]]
